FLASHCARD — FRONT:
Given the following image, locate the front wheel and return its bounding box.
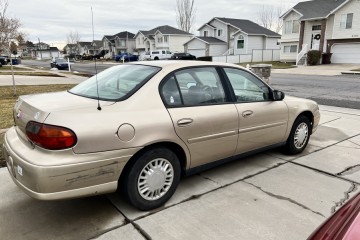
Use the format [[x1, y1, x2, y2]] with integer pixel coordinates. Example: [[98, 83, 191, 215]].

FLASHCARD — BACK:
[[122, 148, 181, 211], [285, 115, 311, 155]]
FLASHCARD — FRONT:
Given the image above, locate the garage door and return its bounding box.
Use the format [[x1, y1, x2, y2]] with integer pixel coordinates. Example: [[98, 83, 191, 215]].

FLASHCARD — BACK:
[[187, 49, 206, 58], [331, 43, 360, 63]]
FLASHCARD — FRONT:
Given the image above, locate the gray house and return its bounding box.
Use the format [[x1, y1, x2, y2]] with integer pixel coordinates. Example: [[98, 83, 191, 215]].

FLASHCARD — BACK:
[[184, 17, 280, 58]]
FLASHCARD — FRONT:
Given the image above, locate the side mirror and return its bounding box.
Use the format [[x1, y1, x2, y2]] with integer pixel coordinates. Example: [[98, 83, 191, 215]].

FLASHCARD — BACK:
[[273, 90, 285, 101]]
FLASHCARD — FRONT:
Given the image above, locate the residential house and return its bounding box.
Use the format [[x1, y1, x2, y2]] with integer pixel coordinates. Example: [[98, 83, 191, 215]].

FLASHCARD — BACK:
[[34, 47, 60, 59], [184, 17, 280, 58], [280, 0, 360, 64], [134, 25, 193, 59], [77, 41, 92, 55], [101, 31, 136, 58], [84, 40, 102, 55], [63, 44, 78, 55]]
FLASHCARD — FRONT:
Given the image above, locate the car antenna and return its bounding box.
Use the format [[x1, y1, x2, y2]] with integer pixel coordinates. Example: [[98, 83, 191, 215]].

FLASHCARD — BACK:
[[91, 7, 101, 111]]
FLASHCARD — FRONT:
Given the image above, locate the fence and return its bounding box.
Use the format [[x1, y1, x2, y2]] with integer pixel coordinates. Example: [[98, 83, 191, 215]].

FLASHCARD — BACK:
[[212, 49, 280, 63]]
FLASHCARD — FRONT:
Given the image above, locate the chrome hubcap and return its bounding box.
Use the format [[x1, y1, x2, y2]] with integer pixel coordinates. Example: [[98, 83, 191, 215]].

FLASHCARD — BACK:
[[137, 158, 174, 201], [294, 122, 308, 149]]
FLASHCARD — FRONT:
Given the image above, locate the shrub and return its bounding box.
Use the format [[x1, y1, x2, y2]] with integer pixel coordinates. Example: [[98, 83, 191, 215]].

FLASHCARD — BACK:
[[307, 50, 321, 65]]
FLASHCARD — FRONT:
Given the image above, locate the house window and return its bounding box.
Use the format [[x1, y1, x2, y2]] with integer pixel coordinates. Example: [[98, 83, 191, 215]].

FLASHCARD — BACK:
[[283, 45, 297, 53], [120, 40, 125, 47], [237, 35, 244, 49], [285, 20, 299, 34], [204, 30, 208, 37], [312, 25, 321, 31], [340, 13, 353, 29], [218, 29, 223, 37], [138, 38, 140, 44], [158, 37, 163, 43], [164, 36, 168, 43]]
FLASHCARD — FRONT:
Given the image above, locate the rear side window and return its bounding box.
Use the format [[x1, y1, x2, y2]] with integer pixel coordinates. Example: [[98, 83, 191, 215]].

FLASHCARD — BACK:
[[160, 67, 227, 107], [223, 68, 271, 102]]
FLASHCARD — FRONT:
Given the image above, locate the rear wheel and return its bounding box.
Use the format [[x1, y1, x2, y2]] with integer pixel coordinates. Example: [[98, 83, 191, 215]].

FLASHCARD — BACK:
[[154, 57, 159, 60], [285, 115, 311, 155], [122, 147, 181, 211]]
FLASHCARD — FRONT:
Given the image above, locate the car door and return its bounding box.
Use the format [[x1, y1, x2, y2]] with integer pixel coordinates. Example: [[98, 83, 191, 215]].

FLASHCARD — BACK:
[[160, 67, 239, 168], [222, 67, 289, 154]]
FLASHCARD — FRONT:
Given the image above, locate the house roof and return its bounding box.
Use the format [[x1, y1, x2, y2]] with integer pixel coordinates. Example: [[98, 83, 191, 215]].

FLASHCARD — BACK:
[[92, 40, 103, 47], [284, 0, 348, 20], [216, 17, 280, 37], [184, 36, 227, 45], [113, 31, 135, 39], [78, 41, 92, 47], [136, 25, 192, 39]]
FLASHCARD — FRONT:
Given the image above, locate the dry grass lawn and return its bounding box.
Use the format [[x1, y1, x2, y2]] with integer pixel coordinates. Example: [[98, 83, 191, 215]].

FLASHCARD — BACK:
[[0, 72, 63, 77], [0, 66, 33, 71]]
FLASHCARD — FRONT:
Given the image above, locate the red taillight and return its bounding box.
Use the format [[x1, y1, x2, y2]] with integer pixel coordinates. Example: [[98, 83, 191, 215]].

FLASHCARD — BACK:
[[26, 121, 77, 150]]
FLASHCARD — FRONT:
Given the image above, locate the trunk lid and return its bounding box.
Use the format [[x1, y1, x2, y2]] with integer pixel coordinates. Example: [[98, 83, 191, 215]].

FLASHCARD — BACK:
[[13, 91, 112, 141]]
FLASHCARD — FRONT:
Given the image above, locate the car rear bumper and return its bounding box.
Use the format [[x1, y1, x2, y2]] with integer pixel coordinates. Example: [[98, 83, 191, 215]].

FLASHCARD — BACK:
[[2, 127, 141, 200]]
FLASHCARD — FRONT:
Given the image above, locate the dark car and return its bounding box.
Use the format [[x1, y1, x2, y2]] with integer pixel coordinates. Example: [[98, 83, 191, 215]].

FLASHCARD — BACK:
[[308, 192, 360, 240], [114, 53, 138, 62], [50, 58, 69, 70], [171, 52, 196, 60], [0, 56, 9, 65]]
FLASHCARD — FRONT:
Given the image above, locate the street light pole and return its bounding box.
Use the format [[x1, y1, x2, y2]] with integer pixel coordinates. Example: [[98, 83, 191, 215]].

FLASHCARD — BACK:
[[38, 37, 42, 59]]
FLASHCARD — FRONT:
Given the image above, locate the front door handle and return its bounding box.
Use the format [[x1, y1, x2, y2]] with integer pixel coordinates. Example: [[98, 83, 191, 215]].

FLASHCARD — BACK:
[[242, 110, 254, 118], [177, 118, 193, 127]]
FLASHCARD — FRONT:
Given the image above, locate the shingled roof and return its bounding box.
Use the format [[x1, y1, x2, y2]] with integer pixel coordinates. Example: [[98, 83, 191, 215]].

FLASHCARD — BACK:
[[137, 25, 192, 38], [216, 18, 280, 37], [285, 0, 348, 20]]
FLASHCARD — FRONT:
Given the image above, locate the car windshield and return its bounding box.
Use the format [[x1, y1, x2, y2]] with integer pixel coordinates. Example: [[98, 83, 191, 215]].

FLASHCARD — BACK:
[[69, 64, 160, 101], [56, 59, 67, 63]]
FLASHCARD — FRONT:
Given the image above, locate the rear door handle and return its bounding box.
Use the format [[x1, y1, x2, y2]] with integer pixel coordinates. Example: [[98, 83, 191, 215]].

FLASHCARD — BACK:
[[177, 118, 193, 127], [242, 110, 254, 118]]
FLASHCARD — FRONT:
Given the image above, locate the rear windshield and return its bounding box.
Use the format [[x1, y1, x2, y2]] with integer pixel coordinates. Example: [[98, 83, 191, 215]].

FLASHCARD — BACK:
[[69, 64, 160, 101]]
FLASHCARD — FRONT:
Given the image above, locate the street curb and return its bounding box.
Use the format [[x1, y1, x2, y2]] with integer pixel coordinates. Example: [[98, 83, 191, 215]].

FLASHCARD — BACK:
[[341, 71, 360, 75], [0, 129, 9, 134]]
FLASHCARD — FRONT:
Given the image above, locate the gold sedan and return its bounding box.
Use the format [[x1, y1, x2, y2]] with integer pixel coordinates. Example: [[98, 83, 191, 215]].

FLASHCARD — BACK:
[[2, 61, 320, 210]]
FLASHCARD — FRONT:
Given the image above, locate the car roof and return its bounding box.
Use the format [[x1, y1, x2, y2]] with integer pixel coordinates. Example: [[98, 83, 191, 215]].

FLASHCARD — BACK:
[[130, 60, 245, 71]]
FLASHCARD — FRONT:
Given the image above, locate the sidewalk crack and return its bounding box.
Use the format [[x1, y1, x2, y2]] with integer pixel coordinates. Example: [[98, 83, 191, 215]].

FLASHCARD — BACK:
[[244, 181, 325, 218], [337, 165, 360, 176], [331, 183, 358, 213]]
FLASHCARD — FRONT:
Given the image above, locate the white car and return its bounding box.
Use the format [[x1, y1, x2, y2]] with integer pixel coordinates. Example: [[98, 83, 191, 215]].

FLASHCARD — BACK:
[[145, 50, 172, 60]]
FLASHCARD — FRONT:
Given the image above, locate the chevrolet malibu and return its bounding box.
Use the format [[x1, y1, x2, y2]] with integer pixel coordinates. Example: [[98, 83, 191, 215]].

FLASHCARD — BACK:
[[3, 61, 320, 210]]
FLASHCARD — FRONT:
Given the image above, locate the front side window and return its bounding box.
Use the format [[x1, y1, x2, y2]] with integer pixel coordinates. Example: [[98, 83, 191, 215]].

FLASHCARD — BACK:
[[70, 65, 160, 101], [340, 13, 353, 29], [224, 68, 271, 102], [161, 67, 226, 106]]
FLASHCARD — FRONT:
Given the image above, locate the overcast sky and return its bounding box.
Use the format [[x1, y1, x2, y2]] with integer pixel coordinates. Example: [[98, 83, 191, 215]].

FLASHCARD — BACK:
[[7, 0, 301, 49]]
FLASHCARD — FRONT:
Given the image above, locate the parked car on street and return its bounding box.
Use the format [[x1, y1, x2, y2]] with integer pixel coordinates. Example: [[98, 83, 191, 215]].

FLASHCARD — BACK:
[[308, 192, 360, 240], [171, 52, 196, 60], [114, 53, 138, 62], [145, 50, 172, 60], [3, 61, 320, 211], [50, 58, 69, 70], [0, 56, 9, 65]]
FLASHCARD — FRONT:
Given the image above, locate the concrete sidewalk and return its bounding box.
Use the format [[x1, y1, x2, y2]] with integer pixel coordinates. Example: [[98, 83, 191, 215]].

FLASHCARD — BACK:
[[0, 73, 87, 86], [272, 63, 360, 76], [0, 105, 360, 240]]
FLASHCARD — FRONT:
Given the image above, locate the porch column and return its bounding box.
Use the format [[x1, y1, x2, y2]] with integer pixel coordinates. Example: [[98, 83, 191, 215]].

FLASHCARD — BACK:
[[298, 21, 305, 52], [319, 19, 327, 53]]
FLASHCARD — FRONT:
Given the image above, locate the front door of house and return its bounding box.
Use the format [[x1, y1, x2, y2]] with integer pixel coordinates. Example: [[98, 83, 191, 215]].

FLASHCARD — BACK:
[[311, 25, 322, 50]]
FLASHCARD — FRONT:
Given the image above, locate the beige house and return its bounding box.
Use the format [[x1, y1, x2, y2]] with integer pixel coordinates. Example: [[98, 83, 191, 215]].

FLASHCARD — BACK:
[[280, 0, 360, 64]]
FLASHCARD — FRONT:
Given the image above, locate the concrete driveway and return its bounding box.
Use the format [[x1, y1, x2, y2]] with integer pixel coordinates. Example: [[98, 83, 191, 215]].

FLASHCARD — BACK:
[[1, 105, 360, 240]]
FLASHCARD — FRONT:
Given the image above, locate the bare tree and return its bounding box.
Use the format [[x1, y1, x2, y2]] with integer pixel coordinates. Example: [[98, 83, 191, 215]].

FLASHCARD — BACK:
[[0, 0, 23, 54], [66, 30, 81, 55], [175, 0, 196, 33], [256, 5, 283, 33]]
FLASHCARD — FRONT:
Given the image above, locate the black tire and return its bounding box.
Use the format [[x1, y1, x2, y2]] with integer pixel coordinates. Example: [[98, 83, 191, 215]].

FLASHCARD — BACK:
[[154, 57, 159, 60], [122, 147, 181, 211], [285, 115, 311, 155]]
